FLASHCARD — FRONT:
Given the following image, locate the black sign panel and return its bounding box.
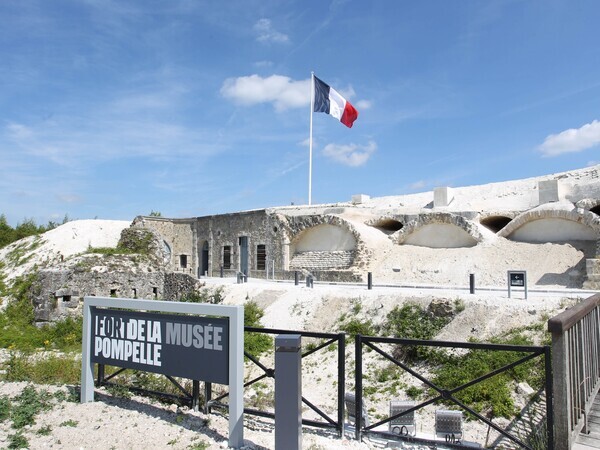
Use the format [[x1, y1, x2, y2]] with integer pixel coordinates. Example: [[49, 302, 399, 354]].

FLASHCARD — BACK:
[[509, 272, 525, 287], [90, 307, 229, 384]]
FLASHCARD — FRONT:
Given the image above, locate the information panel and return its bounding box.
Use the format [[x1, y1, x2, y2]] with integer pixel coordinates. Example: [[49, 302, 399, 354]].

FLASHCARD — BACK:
[[90, 307, 229, 384], [509, 272, 525, 287]]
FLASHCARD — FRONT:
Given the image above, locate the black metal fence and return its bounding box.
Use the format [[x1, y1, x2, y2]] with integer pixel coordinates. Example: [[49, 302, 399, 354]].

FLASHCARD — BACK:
[[96, 364, 202, 409], [95, 328, 554, 449], [354, 334, 553, 449], [205, 326, 346, 436]]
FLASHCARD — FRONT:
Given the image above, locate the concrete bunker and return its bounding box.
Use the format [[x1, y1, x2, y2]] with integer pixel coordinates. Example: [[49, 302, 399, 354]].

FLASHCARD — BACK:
[[500, 210, 599, 243], [480, 216, 512, 234], [393, 213, 481, 248], [289, 224, 357, 270], [403, 223, 478, 248], [369, 218, 404, 235]]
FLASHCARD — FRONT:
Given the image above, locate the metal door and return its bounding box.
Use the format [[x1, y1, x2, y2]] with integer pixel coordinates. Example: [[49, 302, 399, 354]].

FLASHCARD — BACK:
[[239, 236, 248, 275]]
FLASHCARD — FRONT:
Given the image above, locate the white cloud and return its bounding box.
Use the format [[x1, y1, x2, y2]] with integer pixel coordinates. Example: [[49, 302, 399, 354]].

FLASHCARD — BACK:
[[254, 60, 274, 68], [56, 193, 83, 204], [322, 141, 376, 167], [356, 99, 372, 110], [253, 18, 289, 44], [409, 180, 427, 190], [538, 120, 600, 157], [220, 74, 310, 111]]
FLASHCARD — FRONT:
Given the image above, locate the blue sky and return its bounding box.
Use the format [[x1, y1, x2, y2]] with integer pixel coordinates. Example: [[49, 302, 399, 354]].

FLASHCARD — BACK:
[[1, 0, 599, 226]]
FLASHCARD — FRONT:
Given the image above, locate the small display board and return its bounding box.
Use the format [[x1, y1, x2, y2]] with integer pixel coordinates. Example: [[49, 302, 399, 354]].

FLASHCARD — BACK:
[[507, 270, 528, 299]]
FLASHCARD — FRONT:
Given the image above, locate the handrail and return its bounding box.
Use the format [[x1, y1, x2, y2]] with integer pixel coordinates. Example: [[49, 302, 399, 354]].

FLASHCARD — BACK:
[[548, 293, 600, 450], [548, 294, 600, 333]]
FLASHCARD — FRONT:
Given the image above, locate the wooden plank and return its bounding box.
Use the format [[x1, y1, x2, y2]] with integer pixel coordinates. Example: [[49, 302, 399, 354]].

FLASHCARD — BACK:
[[577, 434, 600, 447], [573, 442, 599, 450]]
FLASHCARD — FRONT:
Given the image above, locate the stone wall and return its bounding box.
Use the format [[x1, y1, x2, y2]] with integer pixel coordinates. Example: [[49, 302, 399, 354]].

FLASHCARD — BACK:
[[163, 272, 204, 301], [31, 265, 165, 323], [584, 259, 600, 289], [289, 250, 356, 270], [132, 216, 196, 273], [194, 210, 286, 278]]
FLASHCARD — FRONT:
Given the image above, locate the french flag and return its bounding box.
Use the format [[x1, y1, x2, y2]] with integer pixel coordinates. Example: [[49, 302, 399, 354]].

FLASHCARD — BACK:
[[313, 75, 359, 128]]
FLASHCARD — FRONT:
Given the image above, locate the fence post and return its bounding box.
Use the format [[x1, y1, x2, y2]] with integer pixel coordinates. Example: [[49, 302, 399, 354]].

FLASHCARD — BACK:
[[545, 346, 555, 450], [192, 380, 200, 411], [469, 273, 475, 294], [337, 333, 346, 437], [367, 272, 372, 290], [550, 321, 571, 449], [294, 271, 299, 286], [355, 334, 363, 441], [275, 335, 302, 450], [204, 382, 212, 414]]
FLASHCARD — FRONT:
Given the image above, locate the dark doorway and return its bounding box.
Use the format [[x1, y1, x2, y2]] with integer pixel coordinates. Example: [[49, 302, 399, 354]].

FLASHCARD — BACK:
[[201, 241, 209, 277], [239, 236, 248, 275]]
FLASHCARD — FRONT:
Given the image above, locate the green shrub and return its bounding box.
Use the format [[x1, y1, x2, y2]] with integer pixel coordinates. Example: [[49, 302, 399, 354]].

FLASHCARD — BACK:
[[10, 385, 53, 429], [244, 300, 272, 357], [37, 425, 52, 436], [405, 385, 423, 399], [180, 287, 224, 304], [0, 214, 69, 249], [0, 395, 10, 422], [383, 303, 451, 362], [7, 431, 28, 449], [431, 334, 541, 419], [0, 273, 83, 352], [60, 419, 78, 427], [339, 317, 376, 337]]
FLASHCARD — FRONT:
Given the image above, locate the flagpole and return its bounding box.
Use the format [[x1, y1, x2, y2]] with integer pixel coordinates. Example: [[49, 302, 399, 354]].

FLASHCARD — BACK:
[[308, 71, 314, 206]]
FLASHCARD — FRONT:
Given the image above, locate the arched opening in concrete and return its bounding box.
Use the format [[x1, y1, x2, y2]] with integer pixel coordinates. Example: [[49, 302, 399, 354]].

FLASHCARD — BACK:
[[480, 216, 512, 233], [591, 205, 600, 216], [404, 223, 478, 248], [290, 224, 357, 270], [507, 218, 597, 243], [370, 218, 404, 235], [163, 240, 172, 264]]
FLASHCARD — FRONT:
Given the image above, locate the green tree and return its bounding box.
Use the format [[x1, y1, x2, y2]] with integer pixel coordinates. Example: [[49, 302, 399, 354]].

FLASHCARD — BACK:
[[0, 215, 16, 248]]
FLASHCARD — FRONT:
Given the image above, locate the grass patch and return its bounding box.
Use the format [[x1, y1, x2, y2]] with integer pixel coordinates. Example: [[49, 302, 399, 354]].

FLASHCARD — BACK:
[[5, 237, 43, 266], [60, 419, 78, 427], [3, 353, 81, 384]]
